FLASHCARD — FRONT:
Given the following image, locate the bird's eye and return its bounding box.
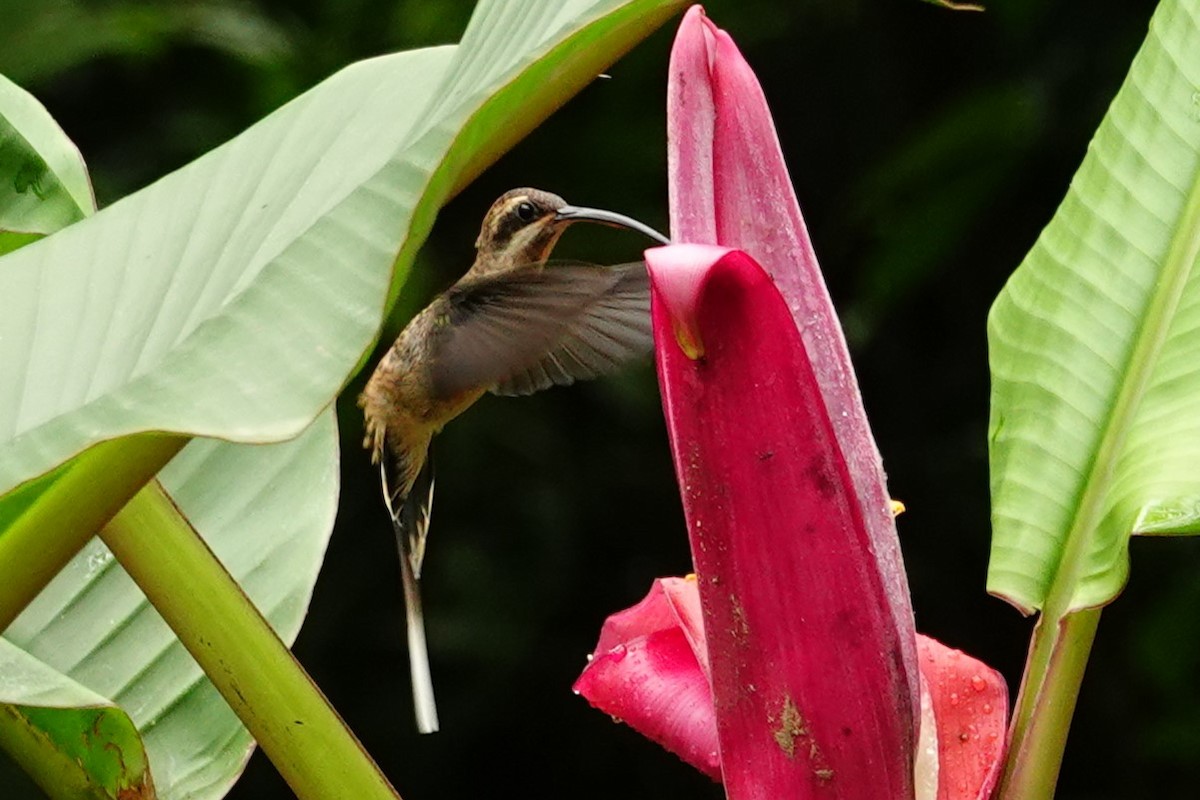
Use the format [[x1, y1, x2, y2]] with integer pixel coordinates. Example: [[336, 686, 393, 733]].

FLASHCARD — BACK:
[[515, 200, 538, 222]]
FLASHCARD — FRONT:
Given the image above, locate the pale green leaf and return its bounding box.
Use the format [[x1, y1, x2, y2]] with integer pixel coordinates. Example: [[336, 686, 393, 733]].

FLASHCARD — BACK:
[[0, 2, 683, 797], [988, 0, 1200, 613], [0, 0, 682, 499]]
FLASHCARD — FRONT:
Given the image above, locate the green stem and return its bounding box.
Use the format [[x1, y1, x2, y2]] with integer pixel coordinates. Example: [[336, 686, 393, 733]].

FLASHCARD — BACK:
[[100, 481, 401, 800], [998, 607, 1100, 800], [0, 433, 186, 631]]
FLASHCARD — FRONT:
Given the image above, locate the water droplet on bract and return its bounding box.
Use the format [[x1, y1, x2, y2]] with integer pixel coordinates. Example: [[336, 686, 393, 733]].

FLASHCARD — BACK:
[[948, 692, 960, 707], [970, 674, 986, 692], [609, 644, 627, 662], [982, 703, 993, 714]]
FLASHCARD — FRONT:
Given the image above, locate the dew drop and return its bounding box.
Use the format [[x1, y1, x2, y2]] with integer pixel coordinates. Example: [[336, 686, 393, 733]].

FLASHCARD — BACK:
[[970, 674, 986, 692], [609, 644, 627, 662]]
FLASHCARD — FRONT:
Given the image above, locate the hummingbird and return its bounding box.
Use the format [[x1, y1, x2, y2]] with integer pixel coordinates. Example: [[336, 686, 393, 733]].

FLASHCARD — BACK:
[[360, 187, 669, 733]]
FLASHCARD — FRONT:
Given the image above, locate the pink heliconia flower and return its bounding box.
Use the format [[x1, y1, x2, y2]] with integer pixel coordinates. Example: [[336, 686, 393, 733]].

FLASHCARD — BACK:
[[915, 637, 1007, 799], [576, 578, 1007, 799], [575, 6, 1007, 800], [573, 576, 721, 780]]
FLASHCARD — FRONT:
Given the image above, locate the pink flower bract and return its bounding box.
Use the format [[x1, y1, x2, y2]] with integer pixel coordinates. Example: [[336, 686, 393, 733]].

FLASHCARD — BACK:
[[573, 577, 719, 780], [577, 578, 1008, 800], [576, 7, 1007, 800]]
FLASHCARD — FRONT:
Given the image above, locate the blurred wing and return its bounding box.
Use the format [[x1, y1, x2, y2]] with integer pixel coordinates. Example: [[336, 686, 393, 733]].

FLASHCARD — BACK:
[[494, 263, 652, 396], [429, 262, 652, 399]]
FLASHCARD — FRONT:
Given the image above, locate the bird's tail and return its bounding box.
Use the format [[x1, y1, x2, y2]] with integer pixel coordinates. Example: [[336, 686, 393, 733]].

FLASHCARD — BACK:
[[397, 528, 438, 733], [380, 453, 439, 733]]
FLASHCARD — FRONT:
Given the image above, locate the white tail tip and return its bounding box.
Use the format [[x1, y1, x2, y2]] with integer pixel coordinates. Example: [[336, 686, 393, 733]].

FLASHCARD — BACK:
[[406, 600, 440, 733]]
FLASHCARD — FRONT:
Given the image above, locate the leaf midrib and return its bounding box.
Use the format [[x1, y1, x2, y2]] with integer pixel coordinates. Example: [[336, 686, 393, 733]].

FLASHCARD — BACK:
[[1044, 141, 1200, 617]]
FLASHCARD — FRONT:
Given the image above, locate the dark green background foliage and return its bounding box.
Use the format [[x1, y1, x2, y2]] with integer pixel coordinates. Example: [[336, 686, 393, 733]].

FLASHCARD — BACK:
[[3, 1, 1196, 797]]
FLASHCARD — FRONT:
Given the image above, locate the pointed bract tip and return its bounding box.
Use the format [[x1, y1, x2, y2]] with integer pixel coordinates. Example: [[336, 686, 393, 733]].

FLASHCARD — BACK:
[[680, 5, 715, 38]]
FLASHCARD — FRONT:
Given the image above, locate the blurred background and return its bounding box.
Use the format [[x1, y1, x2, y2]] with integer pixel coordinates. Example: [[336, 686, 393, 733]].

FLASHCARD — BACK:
[[3, 0, 1197, 797]]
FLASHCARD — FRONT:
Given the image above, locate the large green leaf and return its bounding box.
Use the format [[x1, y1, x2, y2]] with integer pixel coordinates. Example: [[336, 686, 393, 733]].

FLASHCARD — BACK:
[[0, 1, 683, 797], [4, 413, 338, 800], [987, 0, 1200, 613], [0, 0, 683, 670], [0, 45, 446, 489], [0, 0, 683, 499]]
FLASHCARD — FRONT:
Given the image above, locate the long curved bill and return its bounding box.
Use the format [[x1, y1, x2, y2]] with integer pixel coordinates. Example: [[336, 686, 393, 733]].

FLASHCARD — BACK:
[[556, 205, 671, 245]]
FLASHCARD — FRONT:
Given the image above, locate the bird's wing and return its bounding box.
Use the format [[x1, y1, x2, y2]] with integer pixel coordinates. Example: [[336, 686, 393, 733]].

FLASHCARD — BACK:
[[493, 263, 651, 396], [428, 262, 652, 400]]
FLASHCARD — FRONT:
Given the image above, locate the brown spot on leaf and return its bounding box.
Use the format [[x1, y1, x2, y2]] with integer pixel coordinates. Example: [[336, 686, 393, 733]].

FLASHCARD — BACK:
[[117, 771, 157, 799]]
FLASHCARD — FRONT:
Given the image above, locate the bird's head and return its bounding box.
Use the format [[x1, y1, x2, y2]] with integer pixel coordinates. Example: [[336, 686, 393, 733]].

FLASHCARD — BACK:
[[473, 188, 669, 273]]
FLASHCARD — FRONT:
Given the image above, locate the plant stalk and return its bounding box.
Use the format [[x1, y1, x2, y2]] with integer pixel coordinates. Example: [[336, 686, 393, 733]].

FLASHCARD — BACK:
[[0, 434, 187, 631], [997, 607, 1101, 800], [101, 480, 401, 800]]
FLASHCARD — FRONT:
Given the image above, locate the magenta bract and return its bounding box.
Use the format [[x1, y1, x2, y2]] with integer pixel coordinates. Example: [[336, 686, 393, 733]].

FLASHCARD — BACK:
[[647, 244, 916, 798], [573, 577, 719, 779], [667, 3, 919, 722], [916, 637, 1007, 800], [576, 6, 1007, 799], [577, 577, 1009, 800]]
